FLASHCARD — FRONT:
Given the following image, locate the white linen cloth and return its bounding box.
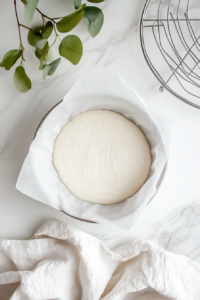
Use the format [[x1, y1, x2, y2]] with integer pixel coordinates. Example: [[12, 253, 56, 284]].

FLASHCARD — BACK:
[[0, 219, 199, 300], [16, 68, 172, 229]]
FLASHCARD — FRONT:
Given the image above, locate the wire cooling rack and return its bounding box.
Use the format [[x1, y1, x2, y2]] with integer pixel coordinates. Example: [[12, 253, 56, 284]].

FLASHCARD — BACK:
[[140, 0, 200, 108]]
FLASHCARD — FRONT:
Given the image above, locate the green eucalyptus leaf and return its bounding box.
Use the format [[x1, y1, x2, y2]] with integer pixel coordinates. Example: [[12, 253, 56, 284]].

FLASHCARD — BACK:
[[84, 7, 104, 37], [39, 57, 44, 70], [13, 66, 31, 93], [43, 65, 51, 80], [41, 41, 49, 54], [59, 35, 83, 65], [46, 48, 54, 61], [35, 46, 45, 59], [42, 21, 53, 39], [35, 43, 46, 60], [47, 57, 61, 75], [42, 58, 61, 80], [35, 48, 42, 59], [0, 49, 22, 70], [28, 26, 46, 48], [87, 0, 104, 2], [56, 4, 86, 33], [73, 0, 81, 9], [35, 42, 54, 61], [24, 0, 39, 23], [36, 40, 47, 49], [42, 42, 50, 59], [35, 42, 47, 59]]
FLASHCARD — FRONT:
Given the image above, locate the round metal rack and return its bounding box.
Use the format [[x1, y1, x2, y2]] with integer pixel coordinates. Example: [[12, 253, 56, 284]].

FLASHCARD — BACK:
[[140, 0, 200, 108]]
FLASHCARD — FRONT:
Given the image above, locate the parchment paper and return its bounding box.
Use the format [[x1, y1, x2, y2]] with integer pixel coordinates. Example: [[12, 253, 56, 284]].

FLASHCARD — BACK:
[[16, 68, 172, 229]]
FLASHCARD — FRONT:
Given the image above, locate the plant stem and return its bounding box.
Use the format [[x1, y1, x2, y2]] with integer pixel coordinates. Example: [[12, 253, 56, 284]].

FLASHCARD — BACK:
[[36, 7, 56, 24], [14, 0, 23, 47], [20, 24, 37, 33], [49, 33, 58, 48], [58, 35, 62, 43], [42, 16, 46, 27], [14, 0, 25, 64], [52, 17, 63, 20], [57, 34, 66, 48], [49, 22, 62, 50]]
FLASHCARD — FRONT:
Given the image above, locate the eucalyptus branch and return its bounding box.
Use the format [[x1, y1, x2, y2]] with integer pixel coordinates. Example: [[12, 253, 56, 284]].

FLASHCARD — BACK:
[[1, 0, 105, 93]]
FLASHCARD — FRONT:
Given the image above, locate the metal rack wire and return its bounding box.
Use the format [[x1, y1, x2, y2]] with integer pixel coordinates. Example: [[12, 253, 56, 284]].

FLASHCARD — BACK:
[[140, 0, 200, 108]]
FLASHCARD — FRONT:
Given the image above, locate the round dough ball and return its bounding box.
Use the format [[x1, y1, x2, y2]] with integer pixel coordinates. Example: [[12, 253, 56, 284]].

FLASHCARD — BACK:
[[53, 110, 151, 205]]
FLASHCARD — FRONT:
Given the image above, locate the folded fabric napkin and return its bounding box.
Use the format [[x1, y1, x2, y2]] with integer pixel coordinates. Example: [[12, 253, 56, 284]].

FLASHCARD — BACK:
[[0, 219, 199, 300]]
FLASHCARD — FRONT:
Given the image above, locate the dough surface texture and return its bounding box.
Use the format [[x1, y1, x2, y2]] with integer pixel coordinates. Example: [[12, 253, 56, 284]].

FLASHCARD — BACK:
[[53, 110, 151, 205]]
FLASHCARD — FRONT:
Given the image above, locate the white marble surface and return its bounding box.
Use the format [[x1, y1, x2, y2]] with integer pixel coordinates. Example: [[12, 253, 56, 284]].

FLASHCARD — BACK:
[[1, 0, 200, 264]]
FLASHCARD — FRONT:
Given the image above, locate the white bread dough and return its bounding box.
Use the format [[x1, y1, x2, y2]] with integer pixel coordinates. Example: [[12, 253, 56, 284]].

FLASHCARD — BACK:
[[53, 110, 152, 205]]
